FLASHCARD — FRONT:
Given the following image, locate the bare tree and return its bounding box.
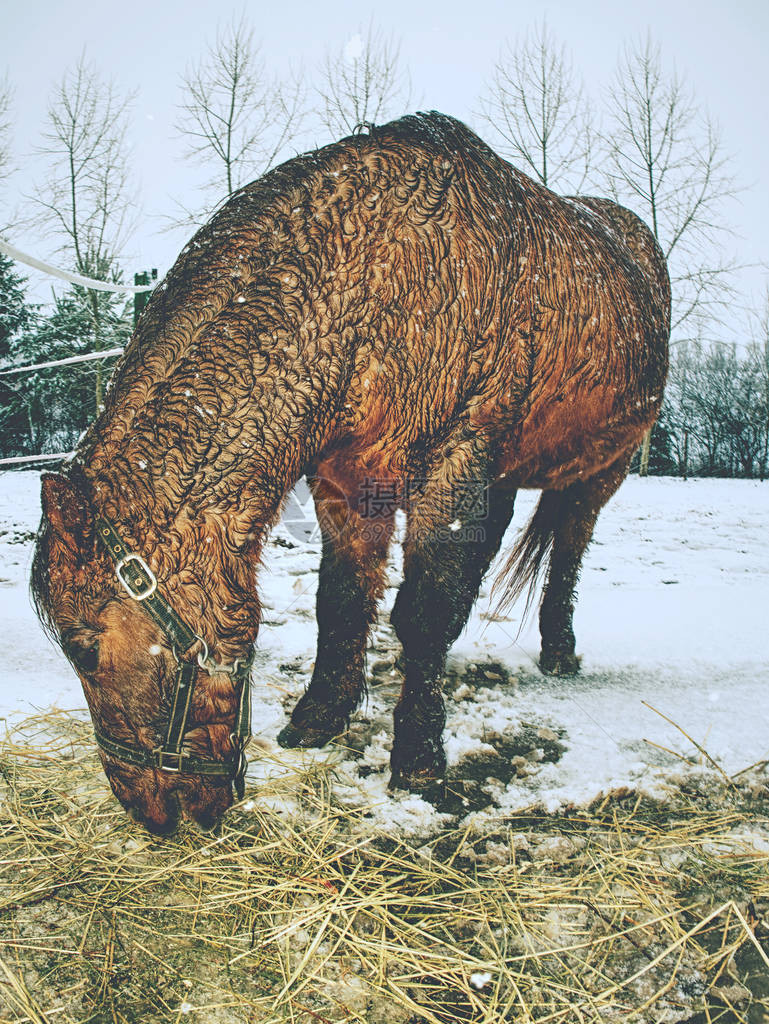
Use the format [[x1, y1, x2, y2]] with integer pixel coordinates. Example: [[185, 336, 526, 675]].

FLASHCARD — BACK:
[[30, 54, 137, 412], [601, 37, 738, 473], [315, 22, 412, 139], [748, 282, 769, 479], [664, 343, 697, 478], [32, 55, 136, 275], [0, 73, 12, 188], [659, 316, 769, 480], [175, 17, 305, 225], [603, 38, 737, 338], [478, 21, 595, 193], [0, 73, 20, 237]]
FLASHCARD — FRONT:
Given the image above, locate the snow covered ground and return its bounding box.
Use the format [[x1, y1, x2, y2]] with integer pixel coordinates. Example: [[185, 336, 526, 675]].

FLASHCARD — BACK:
[[1, 469, 767, 837]]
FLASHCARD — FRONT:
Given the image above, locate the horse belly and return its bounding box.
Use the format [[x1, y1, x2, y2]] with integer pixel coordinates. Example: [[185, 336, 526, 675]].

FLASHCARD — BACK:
[[495, 387, 649, 491]]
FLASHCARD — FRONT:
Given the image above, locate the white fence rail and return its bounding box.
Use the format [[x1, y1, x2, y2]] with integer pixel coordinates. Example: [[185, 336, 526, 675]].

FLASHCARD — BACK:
[[0, 348, 124, 377], [0, 239, 159, 294], [0, 451, 73, 468], [0, 237, 151, 468]]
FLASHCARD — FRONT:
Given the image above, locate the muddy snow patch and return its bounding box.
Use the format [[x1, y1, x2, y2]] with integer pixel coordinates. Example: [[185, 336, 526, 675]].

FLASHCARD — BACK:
[[1, 470, 768, 839]]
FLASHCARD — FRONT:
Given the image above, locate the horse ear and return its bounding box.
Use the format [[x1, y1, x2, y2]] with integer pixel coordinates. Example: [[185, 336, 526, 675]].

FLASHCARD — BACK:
[[40, 472, 93, 554]]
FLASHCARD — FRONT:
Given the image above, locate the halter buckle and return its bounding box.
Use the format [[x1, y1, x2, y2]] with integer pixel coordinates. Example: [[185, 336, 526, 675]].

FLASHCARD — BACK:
[[115, 553, 158, 601], [154, 748, 186, 772]]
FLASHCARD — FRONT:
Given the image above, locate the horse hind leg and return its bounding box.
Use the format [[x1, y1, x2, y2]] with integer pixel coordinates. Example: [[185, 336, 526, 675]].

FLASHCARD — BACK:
[[277, 476, 394, 749], [540, 454, 634, 674], [496, 453, 633, 676]]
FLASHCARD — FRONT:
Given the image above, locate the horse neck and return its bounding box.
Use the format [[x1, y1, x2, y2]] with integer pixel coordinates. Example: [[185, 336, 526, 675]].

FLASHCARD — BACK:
[[79, 303, 313, 551], [78, 436, 289, 662], [75, 250, 333, 653]]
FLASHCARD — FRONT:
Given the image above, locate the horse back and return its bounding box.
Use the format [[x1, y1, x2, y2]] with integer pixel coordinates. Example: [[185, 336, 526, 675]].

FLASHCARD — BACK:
[[90, 112, 670, 506]]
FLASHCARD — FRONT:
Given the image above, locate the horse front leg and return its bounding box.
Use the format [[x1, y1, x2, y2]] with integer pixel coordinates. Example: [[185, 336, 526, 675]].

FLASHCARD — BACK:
[[389, 465, 517, 791], [277, 476, 394, 749]]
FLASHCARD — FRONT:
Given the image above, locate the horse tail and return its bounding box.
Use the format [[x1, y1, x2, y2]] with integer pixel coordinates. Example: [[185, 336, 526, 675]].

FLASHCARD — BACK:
[[491, 489, 563, 619]]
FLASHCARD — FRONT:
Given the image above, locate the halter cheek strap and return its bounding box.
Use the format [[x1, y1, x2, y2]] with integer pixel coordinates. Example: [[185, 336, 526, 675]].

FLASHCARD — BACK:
[[94, 516, 253, 799]]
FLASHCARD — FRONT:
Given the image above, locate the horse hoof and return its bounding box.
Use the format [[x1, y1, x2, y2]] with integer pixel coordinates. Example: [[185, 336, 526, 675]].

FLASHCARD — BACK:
[[539, 650, 581, 676], [388, 763, 446, 798], [276, 717, 346, 749]]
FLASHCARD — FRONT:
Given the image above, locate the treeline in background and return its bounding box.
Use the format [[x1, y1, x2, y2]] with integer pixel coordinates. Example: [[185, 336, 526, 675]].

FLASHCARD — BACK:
[[0, 20, 766, 476]]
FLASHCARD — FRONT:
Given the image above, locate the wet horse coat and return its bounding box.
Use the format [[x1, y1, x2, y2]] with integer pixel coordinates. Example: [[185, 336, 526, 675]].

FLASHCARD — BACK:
[[31, 112, 670, 832]]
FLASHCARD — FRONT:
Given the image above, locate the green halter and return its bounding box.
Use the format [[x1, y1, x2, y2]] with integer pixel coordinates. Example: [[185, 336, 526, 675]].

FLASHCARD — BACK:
[[94, 516, 253, 799]]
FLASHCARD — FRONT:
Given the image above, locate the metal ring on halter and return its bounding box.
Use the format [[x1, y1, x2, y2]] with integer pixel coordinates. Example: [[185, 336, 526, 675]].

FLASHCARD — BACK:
[[195, 636, 242, 676]]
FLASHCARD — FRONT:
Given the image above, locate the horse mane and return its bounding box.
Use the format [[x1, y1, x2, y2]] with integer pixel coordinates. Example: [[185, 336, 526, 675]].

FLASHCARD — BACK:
[[30, 461, 95, 643], [30, 511, 56, 642]]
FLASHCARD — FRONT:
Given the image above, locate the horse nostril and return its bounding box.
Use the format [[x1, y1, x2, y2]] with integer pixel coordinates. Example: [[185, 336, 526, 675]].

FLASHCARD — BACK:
[[179, 783, 232, 832], [190, 807, 221, 832], [128, 794, 180, 837], [144, 813, 179, 837]]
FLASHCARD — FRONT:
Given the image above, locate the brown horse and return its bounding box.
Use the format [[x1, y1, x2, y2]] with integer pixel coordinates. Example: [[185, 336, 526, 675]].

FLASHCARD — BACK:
[[31, 112, 670, 834]]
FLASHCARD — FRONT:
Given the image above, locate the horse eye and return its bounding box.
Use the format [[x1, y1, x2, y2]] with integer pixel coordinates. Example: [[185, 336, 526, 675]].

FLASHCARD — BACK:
[[69, 640, 100, 675]]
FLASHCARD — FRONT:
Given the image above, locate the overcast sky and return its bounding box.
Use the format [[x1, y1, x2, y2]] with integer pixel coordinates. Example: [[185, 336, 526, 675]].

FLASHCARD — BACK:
[[2, 0, 767, 334]]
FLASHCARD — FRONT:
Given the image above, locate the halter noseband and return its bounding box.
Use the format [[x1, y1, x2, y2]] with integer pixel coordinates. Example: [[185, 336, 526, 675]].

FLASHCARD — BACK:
[[94, 516, 253, 799]]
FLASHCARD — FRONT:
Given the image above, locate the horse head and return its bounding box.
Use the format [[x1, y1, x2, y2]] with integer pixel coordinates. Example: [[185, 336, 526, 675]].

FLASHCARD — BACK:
[[32, 470, 254, 835]]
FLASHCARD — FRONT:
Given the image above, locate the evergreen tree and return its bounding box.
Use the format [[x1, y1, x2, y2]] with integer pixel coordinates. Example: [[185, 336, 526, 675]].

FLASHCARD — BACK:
[[0, 254, 35, 456], [0, 285, 130, 458], [0, 253, 33, 362]]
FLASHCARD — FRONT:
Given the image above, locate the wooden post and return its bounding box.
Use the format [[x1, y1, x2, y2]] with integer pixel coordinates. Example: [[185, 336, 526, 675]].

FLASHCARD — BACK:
[[133, 269, 157, 327], [95, 362, 102, 419], [639, 427, 652, 477]]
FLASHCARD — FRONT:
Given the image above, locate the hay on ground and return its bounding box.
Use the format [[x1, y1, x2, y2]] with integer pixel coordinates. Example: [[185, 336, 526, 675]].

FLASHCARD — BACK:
[[0, 710, 767, 1023]]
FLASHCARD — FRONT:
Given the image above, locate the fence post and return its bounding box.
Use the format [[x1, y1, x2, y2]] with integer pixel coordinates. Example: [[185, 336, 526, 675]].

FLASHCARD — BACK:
[[133, 269, 158, 327]]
